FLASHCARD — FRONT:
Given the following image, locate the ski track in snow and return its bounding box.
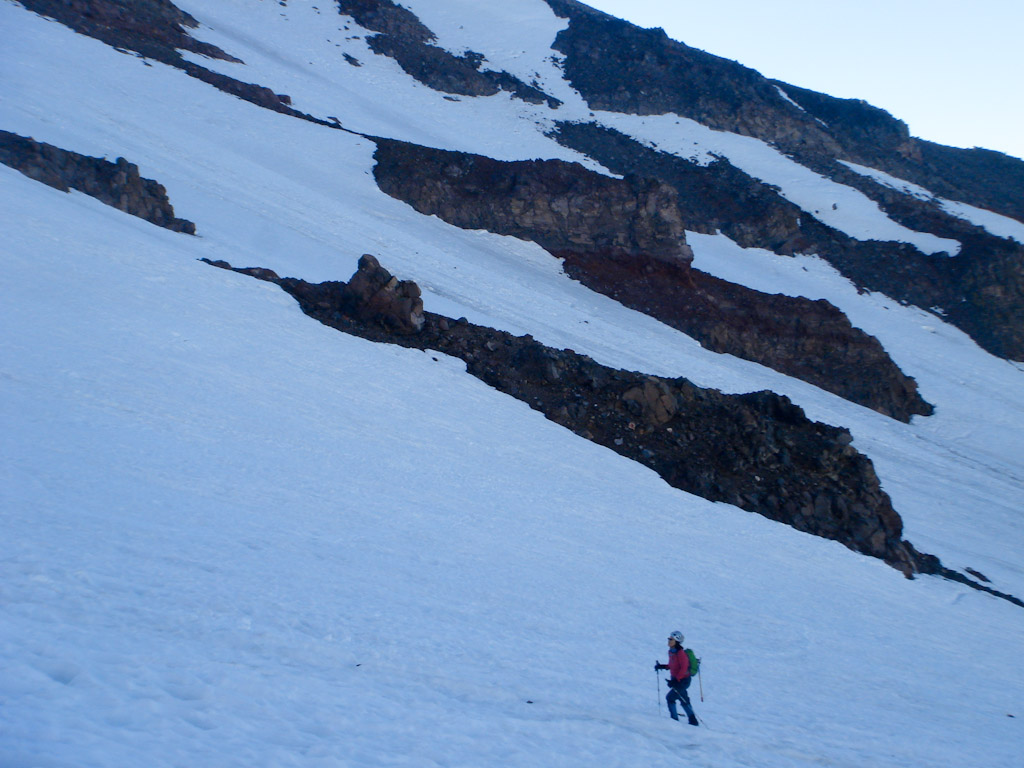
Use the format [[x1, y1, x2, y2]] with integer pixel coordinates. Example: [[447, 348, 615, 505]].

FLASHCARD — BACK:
[[2, 2, 1024, 767]]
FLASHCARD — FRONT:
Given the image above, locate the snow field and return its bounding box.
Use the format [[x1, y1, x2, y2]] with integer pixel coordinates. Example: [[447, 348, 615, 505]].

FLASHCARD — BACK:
[[2, 1, 1024, 765], [173, 0, 964, 253], [173, 0, 602, 168], [3, 167, 1023, 768], [689, 232, 1024, 590], [841, 160, 1024, 245], [4, 0, 1024, 621], [594, 111, 961, 255]]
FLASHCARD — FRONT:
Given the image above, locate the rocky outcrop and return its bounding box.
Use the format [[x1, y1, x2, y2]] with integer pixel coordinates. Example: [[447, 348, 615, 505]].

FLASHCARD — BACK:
[[769, 82, 919, 168], [16, 0, 229, 62], [338, 0, 561, 107], [283, 254, 425, 334], [543, 0, 843, 156], [464, 341, 908, 569], [204, 256, 915, 573], [542, 1, 1024, 361], [775, 82, 1024, 224], [554, 120, 1024, 364], [0, 130, 195, 234], [544, 0, 1024, 226], [559, 251, 931, 421], [218, 255, 424, 334], [339, 253, 424, 333], [553, 121, 810, 253], [204, 254, 1024, 606], [373, 138, 690, 264], [913, 142, 1024, 224], [372, 137, 932, 420], [26, 0, 1023, 361]]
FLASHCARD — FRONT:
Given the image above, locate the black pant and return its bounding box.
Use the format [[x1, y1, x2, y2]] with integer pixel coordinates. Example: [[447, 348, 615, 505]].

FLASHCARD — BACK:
[[666, 677, 696, 722]]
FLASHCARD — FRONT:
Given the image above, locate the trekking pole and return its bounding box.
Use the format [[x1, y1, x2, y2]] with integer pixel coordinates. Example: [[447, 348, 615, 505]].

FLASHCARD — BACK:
[[655, 661, 662, 714], [698, 667, 704, 702]]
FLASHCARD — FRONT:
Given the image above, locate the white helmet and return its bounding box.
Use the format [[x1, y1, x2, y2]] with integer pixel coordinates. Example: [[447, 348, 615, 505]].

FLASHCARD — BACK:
[[669, 631, 684, 643]]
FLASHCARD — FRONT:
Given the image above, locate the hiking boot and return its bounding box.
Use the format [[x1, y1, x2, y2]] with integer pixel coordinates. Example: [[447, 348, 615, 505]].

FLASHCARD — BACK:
[[688, 716, 699, 726]]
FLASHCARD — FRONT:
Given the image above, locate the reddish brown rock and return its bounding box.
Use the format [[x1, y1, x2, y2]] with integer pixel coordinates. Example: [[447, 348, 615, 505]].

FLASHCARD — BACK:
[[372, 137, 931, 421], [342, 254, 425, 334]]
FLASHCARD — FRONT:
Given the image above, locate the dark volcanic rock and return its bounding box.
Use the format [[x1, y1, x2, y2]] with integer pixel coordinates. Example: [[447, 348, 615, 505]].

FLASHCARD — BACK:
[[553, 120, 810, 253], [273, 255, 423, 334], [553, 120, 1024, 365], [545, 0, 1024, 225], [372, 138, 690, 264], [0, 130, 195, 234], [769, 82, 919, 169], [543, 0, 841, 155], [775, 82, 1024, 225], [559, 251, 931, 421], [24, 0, 1022, 360], [372, 136, 932, 421], [206, 254, 1024, 605], [16, 0, 230, 62], [338, 0, 561, 107], [543, 1, 1024, 362], [203, 256, 921, 574], [338, 253, 425, 334]]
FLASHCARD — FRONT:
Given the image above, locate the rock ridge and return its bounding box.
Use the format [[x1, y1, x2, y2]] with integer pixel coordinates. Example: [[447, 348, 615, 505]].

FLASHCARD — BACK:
[[553, 120, 1024, 364], [25, 0, 1023, 360], [544, 0, 1024, 226], [337, 0, 561, 107], [204, 255, 915, 573], [373, 137, 691, 264], [203, 254, 1024, 607], [371, 136, 932, 421], [0, 130, 195, 234]]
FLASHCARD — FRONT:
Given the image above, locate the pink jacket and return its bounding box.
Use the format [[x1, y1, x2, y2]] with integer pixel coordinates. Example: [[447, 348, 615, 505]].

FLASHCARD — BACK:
[[668, 647, 690, 681]]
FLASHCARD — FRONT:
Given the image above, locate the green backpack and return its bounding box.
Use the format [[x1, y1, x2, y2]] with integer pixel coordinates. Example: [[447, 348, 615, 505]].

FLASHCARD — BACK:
[[685, 648, 701, 676]]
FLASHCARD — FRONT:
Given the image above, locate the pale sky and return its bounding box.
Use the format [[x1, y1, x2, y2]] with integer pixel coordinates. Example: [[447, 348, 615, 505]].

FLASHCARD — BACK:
[[583, 0, 1024, 160]]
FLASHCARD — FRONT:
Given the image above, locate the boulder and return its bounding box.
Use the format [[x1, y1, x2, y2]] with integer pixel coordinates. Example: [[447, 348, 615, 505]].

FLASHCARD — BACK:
[[622, 378, 677, 425], [342, 254, 424, 334]]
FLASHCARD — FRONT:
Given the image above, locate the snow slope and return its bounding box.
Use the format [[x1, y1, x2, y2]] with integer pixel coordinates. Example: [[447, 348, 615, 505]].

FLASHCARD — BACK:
[[3, 1, 1024, 765], [176, 0, 962, 254], [689, 232, 1024, 589], [5, 144, 1024, 768], [840, 160, 1024, 246]]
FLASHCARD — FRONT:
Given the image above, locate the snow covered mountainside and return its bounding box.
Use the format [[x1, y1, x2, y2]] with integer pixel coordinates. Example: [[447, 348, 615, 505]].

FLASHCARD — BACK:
[[2, 1, 1023, 766]]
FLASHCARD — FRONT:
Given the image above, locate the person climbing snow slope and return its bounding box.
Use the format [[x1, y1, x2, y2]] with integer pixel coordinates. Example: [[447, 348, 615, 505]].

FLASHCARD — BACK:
[[655, 630, 699, 725]]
